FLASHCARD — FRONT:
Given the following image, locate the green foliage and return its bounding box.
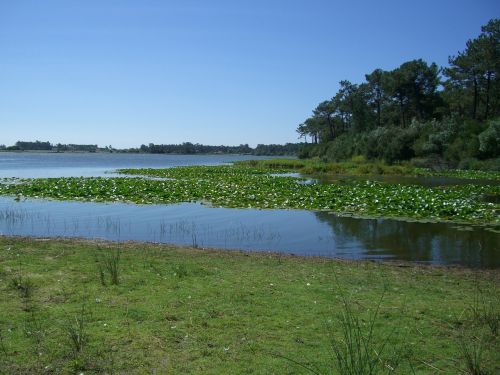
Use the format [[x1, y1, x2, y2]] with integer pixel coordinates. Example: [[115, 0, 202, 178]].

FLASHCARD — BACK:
[[478, 119, 500, 158], [412, 118, 456, 157], [363, 126, 419, 163], [326, 133, 368, 162], [298, 19, 500, 166], [458, 157, 500, 172]]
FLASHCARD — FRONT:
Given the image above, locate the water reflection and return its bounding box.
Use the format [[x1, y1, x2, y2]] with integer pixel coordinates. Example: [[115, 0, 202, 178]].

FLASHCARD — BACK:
[[0, 197, 497, 268], [314, 211, 499, 268]]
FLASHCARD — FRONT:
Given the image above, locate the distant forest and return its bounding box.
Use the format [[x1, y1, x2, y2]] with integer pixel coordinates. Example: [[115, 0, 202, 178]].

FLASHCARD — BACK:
[[0, 140, 302, 156], [297, 19, 500, 169]]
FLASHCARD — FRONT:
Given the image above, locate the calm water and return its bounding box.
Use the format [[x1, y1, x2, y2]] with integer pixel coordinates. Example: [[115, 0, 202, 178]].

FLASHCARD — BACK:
[[0, 197, 497, 268], [0, 152, 274, 178], [0, 152, 498, 268]]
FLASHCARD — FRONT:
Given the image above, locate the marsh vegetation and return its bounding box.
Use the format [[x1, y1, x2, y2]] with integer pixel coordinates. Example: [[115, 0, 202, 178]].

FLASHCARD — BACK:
[[0, 164, 497, 226]]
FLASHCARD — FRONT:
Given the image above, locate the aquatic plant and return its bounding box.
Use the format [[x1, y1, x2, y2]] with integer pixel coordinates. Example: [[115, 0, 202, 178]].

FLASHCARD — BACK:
[[0, 165, 498, 225]]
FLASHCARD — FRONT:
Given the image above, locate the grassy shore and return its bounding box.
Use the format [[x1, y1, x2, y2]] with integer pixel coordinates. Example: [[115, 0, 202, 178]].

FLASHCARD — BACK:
[[234, 158, 500, 180], [0, 236, 498, 374]]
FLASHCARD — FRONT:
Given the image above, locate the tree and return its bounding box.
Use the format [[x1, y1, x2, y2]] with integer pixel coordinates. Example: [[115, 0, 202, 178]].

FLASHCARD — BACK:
[[385, 59, 441, 126], [365, 69, 387, 127], [477, 19, 500, 120], [297, 117, 324, 144], [313, 100, 336, 140], [444, 19, 499, 120]]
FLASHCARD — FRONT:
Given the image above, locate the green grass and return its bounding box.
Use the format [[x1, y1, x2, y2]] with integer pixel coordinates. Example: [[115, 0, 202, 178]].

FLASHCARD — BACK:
[[234, 158, 416, 176], [415, 168, 500, 180], [0, 165, 498, 225], [0, 237, 498, 374], [234, 158, 500, 180]]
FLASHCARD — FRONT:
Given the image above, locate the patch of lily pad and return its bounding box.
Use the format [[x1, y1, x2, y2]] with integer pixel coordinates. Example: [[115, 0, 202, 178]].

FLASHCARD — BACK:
[[0, 165, 498, 225]]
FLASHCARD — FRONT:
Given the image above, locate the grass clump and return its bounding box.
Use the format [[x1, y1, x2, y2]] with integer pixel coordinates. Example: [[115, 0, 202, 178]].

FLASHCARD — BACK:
[[327, 292, 402, 375], [469, 287, 499, 336], [95, 248, 121, 286], [64, 303, 89, 356], [10, 274, 35, 300], [457, 334, 486, 375], [281, 286, 409, 374]]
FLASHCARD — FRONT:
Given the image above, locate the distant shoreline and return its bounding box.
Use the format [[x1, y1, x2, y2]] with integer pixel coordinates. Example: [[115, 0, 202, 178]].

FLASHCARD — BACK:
[[0, 150, 293, 156], [0, 141, 303, 156]]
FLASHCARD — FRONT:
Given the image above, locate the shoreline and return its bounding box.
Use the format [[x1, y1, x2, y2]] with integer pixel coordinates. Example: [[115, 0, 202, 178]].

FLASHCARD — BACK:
[[1, 234, 498, 273]]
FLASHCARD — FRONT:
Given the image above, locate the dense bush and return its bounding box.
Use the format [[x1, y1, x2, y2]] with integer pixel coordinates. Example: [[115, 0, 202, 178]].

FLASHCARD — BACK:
[[325, 133, 367, 162], [478, 119, 500, 158], [300, 117, 500, 170], [458, 157, 500, 171], [412, 118, 455, 157]]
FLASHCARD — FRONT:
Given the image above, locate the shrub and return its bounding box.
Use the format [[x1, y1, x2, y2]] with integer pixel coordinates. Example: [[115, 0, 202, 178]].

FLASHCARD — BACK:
[[325, 133, 367, 162], [478, 119, 500, 158], [412, 118, 456, 157]]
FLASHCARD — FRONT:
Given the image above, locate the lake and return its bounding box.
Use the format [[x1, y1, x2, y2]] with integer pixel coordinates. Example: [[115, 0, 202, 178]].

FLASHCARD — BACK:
[[0, 152, 498, 268], [0, 152, 274, 178]]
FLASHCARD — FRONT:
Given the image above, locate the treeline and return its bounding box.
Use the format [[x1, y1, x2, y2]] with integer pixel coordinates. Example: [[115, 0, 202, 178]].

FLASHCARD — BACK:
[[0, 141, 303, 156], [253, 143, 303, 156], [0, 141, 99, 152], [298, 19, 500, 169], [138, 142, 252, 154], [55, 143, 99, 152], [136, 142, 303, 155], [6, 141, 53, 151]]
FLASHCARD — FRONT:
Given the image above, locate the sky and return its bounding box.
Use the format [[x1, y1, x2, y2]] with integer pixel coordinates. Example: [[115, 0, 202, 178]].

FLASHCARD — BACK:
[[0, 0, 498, 148]]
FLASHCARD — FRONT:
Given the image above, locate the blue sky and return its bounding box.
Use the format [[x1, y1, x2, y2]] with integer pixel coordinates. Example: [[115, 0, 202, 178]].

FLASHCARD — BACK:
[[0, 0, 498, 148]]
